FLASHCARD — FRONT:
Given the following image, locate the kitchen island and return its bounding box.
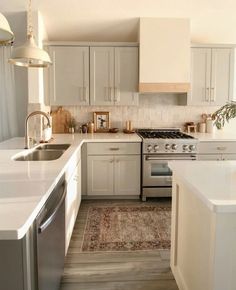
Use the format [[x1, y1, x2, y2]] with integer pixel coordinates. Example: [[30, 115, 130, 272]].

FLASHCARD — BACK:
[[169, 160, 236, 290]]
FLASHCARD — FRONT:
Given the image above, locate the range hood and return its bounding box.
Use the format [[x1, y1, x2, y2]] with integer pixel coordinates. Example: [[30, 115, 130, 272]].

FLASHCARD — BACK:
[[139, 18, 191, 93]]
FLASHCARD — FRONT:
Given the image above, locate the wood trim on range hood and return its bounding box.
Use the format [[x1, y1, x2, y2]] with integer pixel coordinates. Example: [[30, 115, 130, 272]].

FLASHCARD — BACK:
[[139, 83, 190, 93]]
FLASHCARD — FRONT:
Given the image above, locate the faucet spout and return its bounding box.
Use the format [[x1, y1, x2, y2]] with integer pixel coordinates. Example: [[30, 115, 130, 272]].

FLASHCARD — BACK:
[[25, 111, 51, 149]]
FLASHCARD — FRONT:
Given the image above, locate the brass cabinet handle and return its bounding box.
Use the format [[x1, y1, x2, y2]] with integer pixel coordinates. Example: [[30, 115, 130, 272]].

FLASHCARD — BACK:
[[210, 88, 215, 102], [83, 87, 87, 102], [206, 87, 210, 102], [109, 148, 119, 151], [216, 146, 227, 151]]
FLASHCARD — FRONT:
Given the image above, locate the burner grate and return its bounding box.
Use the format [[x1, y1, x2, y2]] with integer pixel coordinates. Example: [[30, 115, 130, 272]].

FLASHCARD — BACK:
[[138, 130, 194, 139]]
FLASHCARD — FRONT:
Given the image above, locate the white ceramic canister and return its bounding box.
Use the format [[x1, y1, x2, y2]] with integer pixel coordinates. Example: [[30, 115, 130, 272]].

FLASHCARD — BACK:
[[206, 119, 214, 133]]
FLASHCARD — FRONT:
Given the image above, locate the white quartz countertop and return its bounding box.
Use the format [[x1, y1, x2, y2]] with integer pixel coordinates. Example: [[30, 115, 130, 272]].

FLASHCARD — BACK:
[[0, 133, 141, 240], [190, 130, 236, 141], [169, 160, 236, 213]]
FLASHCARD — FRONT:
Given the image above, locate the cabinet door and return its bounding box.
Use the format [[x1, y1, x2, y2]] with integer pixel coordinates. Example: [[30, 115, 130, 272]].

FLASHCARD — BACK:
[[114, 155, 140, 195], [87, 156, 114, 195], [210, 48, 233, 106], [49, 46, 89, 105], [90, 47, 115, 105], [114, 47, 139, 105], [65, 161, 81, 253], [189, 48, 211, 105]]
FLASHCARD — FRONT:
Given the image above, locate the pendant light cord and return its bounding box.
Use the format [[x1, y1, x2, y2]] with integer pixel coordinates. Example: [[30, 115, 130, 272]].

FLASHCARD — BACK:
[[27, 0, 33, 36]]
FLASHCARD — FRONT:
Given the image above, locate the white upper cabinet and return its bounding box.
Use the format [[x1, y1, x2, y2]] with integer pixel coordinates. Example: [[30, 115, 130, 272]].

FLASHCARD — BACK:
[[90, 47, 115, 106], [90, 46, 139, 106], [211, 48, 233, 106], [48, 46, 89, 105], [114, 47, 139, 105], [189, 47, 233, 106]]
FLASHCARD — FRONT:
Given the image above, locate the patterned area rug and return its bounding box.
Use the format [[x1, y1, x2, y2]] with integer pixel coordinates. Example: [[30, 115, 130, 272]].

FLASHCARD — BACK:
[[81, 205, 171, 252]]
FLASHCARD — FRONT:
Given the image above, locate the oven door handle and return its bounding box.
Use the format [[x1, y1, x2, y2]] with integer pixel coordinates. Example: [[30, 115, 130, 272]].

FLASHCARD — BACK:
[[145, 156, 196, 161]]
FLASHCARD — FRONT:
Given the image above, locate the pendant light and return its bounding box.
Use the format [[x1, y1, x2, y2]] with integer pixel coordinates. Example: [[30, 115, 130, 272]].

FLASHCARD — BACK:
[[0, 13, 14, 44], [9, 0, 52, 68]]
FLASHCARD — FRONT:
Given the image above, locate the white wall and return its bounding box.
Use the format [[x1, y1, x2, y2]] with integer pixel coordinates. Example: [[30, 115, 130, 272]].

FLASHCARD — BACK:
[[6, 12, 28, 137]]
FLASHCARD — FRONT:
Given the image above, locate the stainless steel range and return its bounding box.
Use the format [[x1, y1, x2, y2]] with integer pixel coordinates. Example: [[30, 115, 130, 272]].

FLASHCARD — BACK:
[[137, 129, 198, 201]]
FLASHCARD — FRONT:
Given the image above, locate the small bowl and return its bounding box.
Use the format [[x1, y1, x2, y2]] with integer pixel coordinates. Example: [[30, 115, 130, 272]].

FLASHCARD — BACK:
[[109, 128, 119, 133]]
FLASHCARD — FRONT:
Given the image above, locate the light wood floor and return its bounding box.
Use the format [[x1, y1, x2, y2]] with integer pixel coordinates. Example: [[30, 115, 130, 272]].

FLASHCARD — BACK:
[[60, 199, 179, 290]]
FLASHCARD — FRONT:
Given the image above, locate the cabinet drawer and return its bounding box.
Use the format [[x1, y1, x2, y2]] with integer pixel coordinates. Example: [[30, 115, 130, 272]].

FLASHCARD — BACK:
[[87, 142, 140, 155], [198, 142, 236, 154]]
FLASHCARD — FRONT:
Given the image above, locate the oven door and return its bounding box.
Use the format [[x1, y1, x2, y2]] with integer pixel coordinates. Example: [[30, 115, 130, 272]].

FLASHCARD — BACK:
[[143, 154, 196, 187]]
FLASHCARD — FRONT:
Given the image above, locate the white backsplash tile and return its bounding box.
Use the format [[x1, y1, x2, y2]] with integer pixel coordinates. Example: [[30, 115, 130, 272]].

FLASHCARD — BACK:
[[56, 94, 220, 130]]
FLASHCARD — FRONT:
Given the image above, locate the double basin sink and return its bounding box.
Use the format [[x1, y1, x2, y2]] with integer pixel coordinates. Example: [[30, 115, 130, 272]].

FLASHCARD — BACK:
[[14, 144, 71, 161]]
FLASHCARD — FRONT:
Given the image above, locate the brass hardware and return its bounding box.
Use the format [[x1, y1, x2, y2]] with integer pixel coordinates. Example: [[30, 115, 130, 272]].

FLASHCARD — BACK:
[[109, 148, 119, 151]]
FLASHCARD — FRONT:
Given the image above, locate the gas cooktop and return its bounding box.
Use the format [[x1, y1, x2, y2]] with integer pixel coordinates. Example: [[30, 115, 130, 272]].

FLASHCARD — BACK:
[[137, 129, 198, 154], [137, 129, 194, 139]]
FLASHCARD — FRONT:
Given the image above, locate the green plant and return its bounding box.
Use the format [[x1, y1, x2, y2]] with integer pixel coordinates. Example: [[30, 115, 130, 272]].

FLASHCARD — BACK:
[[212, 101, 236, 129]]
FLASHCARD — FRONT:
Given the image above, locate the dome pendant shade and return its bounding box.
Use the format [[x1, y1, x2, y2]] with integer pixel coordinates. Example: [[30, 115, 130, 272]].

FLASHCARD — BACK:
[[9, 34, 52, 68], [0, 13, 14, 43]]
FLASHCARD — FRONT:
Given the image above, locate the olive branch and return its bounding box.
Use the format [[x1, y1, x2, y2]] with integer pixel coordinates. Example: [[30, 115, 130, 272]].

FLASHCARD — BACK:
[[212, 101, 236, 129]]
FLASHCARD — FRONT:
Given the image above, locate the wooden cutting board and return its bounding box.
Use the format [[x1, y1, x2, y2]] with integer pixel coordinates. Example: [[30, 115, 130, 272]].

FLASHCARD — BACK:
[[51, 107, 72, 133]]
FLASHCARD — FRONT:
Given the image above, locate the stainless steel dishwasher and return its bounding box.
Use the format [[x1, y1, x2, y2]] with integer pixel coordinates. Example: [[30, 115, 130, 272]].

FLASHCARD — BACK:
[[35, 178, 66, 290]]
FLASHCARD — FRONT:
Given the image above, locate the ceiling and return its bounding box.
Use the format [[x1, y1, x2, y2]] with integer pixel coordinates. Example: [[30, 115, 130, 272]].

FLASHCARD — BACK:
[[1, 0, 236, 43]]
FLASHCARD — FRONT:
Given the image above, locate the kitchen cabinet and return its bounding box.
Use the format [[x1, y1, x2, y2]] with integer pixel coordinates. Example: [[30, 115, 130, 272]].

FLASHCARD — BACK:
[[48, 46, 89, 105], [197, 141, 236, 161], [90, 46, 139, 105], [87, 155, 114, 195], [87, 143, 141, 196], [65, 159, 81, 253], [189, 47, 234, 106]]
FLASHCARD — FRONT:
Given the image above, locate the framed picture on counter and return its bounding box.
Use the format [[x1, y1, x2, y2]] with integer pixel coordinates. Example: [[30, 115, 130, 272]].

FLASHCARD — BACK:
[[93, 111, 110, 132]]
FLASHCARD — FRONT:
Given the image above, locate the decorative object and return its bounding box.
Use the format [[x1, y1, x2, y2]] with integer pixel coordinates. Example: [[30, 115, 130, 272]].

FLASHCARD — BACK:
[[82, 204, 171, 252], [0, 13, 14, 44], [109, 128, 119, 133], [88, 122, 94, 133], [125, 120, 133, 131], [81, 123, 88, 134], [67, 118, 76, 133], [212, 101, 236, 129], [8, 0, 52, 68], [93, 111, 110, 132], [123, 129, 135, 134]]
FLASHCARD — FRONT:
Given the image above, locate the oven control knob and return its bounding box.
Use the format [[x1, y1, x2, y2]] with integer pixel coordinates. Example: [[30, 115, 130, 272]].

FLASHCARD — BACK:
[[154, 145, 159, 152], [189, 145, 196, 151], [182, 144, 189, 151], [172, 144, 178, 150], [165, 144, 171, 150], [147, 145, 152, 152]]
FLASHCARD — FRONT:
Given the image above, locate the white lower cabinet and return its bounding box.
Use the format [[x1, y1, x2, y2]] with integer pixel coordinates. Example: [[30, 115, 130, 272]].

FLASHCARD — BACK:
[[87, 155, 114, 195], [197, 141, 236, 161], [65, 160, 81, 253], [114, 156, 140, 195], [87, 143, 141, 196]]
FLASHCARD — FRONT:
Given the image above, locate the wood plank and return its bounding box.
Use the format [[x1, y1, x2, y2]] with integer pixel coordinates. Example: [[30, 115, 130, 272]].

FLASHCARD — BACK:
[[139, 82, 190, 93], [61, 279, 178, 290]]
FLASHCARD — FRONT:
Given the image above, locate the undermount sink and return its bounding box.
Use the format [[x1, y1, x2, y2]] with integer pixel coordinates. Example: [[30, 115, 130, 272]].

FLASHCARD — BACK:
[[14, 150, 64, 161], [13, 144, 71, 161], [36, 144, 71, 151]]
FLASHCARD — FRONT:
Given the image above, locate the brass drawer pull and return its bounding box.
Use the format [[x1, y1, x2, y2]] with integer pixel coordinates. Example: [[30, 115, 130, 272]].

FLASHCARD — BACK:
[[109, 148, 120, 151], [216, 146, 227, 151]]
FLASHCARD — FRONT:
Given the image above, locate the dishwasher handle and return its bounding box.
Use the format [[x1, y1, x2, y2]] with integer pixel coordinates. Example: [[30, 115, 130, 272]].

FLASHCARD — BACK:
[[38, 183, 66, 234]]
